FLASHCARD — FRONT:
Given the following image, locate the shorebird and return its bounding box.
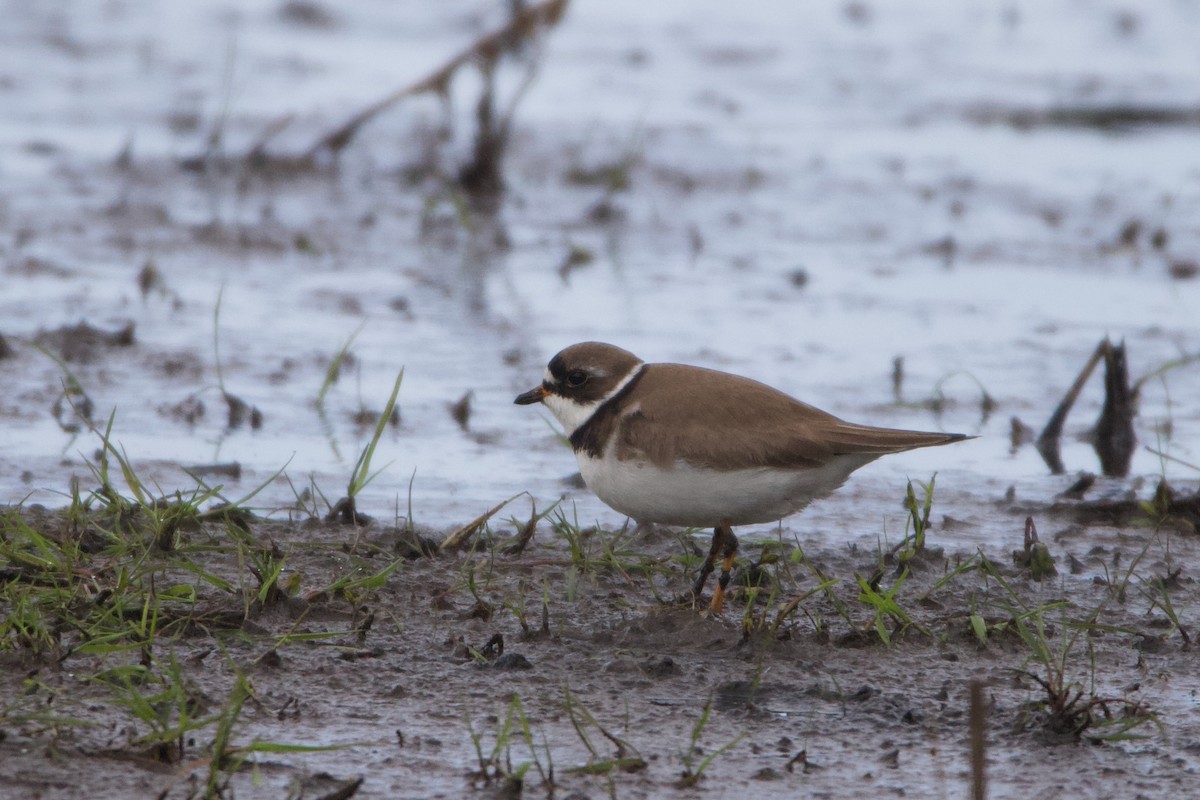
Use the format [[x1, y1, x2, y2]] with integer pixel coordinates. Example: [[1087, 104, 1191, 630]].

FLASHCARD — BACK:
[[516, 342, 969, 611]]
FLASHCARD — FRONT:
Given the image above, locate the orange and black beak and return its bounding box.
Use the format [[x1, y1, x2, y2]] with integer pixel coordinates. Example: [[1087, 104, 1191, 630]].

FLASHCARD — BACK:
[[514, 384, 549, 405]]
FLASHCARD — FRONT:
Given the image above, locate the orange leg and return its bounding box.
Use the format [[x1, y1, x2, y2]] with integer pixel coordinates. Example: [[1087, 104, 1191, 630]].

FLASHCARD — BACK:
[[693, 523, 738, 612], [692, 529, 720, 598], [709, 524, 739, 614]]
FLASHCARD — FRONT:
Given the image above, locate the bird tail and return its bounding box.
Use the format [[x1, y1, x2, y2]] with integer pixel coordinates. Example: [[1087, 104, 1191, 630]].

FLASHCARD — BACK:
[[827, 423, 973, 455]]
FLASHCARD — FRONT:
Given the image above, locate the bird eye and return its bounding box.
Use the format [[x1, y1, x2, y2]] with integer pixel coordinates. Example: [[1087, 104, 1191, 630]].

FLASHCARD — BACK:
[[566, 370, 588, 388]]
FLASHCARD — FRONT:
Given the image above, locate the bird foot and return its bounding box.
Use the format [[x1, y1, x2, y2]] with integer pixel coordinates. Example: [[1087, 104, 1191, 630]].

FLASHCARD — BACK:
[[709, 585, 727, 615]]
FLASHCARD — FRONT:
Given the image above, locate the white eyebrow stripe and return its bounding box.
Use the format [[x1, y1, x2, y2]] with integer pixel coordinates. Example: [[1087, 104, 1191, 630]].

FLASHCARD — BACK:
[[603, 363, 645, 401]]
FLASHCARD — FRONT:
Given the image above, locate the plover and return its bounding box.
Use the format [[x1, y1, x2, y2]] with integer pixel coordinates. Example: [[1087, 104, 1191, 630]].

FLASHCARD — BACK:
[[516, 342, 969, 611]]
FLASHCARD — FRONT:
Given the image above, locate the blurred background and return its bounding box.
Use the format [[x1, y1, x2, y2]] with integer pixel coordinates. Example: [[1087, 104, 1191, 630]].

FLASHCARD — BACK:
[[2, 0, 1198, 545]]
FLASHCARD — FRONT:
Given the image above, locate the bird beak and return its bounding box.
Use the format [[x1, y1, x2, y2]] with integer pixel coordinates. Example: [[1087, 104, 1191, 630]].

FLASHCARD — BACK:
[[514, 384, 549, 405]]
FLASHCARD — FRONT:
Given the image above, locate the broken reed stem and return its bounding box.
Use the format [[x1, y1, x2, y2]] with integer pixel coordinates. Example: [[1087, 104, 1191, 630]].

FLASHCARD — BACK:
[[1094, 340, 1135, 476], [305, 0, 570, 160], [1032, 340, 1104, 474], [440, 492, 528, 552], [1035, 340, 1107, 474], [969, 680, 987, 800], [1035, 337, 1138, 477]]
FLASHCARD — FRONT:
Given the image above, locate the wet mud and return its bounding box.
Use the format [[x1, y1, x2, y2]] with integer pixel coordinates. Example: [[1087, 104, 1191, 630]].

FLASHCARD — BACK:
[[2, 494, 1199, 798]]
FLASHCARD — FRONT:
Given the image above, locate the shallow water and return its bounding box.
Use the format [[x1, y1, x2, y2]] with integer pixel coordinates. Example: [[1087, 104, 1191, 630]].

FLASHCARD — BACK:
[[2, 0, 1198, 548]]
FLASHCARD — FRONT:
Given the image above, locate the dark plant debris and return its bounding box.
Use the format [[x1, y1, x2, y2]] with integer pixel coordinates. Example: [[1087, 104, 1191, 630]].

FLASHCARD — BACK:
[[304, 0, 570, 164], [1036, 338, 1136, 477], [969, 104, 1200, 131], [326, 496, 372, 526], [223, 391, 264, 430], [448, 390, 473, 432], [1052, 479, 1200, 533], [1093, 341, 1135, 477], [1012, 516, 1057, 580], [35, 320, 135, 363], [557, 243, 595, 283], [1168, 260, 1198, 281]]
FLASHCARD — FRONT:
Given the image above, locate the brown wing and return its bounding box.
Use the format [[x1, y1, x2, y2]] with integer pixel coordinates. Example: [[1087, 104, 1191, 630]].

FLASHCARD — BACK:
[[615, 363, 966, 470]]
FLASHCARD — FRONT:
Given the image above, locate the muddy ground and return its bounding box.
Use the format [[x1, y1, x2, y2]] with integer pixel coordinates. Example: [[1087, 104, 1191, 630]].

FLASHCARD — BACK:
[[2, 490, 1199, 799]]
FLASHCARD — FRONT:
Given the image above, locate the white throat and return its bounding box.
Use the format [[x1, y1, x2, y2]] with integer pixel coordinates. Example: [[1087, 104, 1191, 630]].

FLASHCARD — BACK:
[[542, 363, 644, 438]]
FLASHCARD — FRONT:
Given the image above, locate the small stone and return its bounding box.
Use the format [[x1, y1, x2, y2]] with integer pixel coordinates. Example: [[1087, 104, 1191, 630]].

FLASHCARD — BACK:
[[493, 653, 533, 670], [641, 656, 681, 678]]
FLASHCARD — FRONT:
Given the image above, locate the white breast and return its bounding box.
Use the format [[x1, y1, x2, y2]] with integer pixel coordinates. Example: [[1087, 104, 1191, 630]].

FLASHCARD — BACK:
[[576, 448, 880, 528]]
